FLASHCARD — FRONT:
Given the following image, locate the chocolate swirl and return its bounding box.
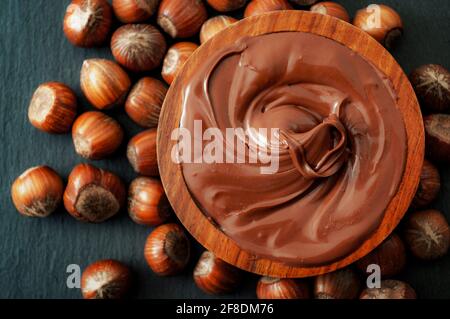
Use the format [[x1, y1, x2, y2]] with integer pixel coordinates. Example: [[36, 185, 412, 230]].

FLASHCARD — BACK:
[[180, 32, 406, 266]]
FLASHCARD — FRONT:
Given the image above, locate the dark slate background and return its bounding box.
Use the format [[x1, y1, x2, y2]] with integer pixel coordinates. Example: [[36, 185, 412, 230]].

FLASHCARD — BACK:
[[0, 0, 449, 299]]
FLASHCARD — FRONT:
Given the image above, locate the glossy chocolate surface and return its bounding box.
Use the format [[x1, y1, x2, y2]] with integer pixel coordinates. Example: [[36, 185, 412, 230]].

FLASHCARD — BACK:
[[180, 32, 406, 266]]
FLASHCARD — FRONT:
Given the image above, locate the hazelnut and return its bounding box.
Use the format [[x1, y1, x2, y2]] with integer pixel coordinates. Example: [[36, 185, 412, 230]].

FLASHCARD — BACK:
[[256, 277, 310, 299], [72, 111, 124, 160], [206, 0, 247, 12], [310, 2, 350, 23], [80, 59, 131, 110], [127, 129, 159, 176], [356, 233, 406, 278], [410, 64, 450, 113], [28, 82, 77, 134], [11, 166, 64, 218], [128, 177, 171, 226], [360, 280, 416, 299], [112, 0, 159, 23], [424, 114, 450, 163], [353, 4, 403, 49], [144, 223, 191, 276], [63, 0, 112, 48], [289, 0, 319, 5], [81, 259, 132, 299], [157, 0, 208, 38], [314, 268, 360, 299], [404, 209, 450, 260], [63, 163, 126, 223], [244, 0, 292, 18], [412, 159, 440, 208], [125, 77, 168, 128], [111, 24, 167, 73], [200, 15, 238, 44], [161, 42, 199, 85], [193, 251, 243, 295]]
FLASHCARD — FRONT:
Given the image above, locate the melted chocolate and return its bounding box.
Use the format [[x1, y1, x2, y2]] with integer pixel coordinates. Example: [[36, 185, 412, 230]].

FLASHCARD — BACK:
[[180, 32, 406, 266]]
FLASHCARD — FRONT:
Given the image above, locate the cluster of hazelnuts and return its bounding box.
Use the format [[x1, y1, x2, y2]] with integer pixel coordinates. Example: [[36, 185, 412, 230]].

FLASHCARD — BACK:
[[10, 0, 450, 299]]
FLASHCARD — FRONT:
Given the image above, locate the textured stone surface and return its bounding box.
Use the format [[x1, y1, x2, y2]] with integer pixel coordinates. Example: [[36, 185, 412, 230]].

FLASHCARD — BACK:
[[0, 0, 449, 298]]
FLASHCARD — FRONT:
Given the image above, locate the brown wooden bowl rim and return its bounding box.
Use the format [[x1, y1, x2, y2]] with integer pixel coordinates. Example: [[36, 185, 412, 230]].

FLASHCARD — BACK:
[[157, 10, 424, 277]]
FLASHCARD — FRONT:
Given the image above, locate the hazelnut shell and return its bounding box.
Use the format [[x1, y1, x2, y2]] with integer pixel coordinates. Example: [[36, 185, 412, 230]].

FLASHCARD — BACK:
[[63, 0, 112, 48], [80, 59, 131, 110], [144, 223, 191, 276], [360, 280, 416, 299], [193, 251, 243, 295], [353, 4, 403, 49], [244, 0, 292, 18], [314, 268, 360, 299], [404, 209, 450, 260], [125, 77, 168, 128], [72, 111, 124, 160], [412, 159, 440, 208], [128, 177, 171, 226], [290, 0, 319, 5], [310, 2, 350, 23], [355, 233, 406, 278], [81, 259, 132, 299], [63, 163, 126, 223], [112, 0, 159, 23], [11, 166, 64, 217], [206, 0, 247, 12], [157, 0, 208, 38], [28, 82, 77, 134], [200, 15, 238, 44], [424, 114, 450, 163], [256, 277, 310, 299], [127, 129, 159, 176], [111, 24, 167, 73], [410, 64, 450, 113], [161, 42, 199, 85]]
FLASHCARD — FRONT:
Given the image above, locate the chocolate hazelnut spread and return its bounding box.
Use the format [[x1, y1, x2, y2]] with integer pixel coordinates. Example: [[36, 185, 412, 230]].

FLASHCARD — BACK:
[[179, 32, 407, 266]]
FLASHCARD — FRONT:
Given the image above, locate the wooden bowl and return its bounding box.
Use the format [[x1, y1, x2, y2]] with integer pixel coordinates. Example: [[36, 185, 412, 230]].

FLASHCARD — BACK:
[[157, 11, 424, 277]]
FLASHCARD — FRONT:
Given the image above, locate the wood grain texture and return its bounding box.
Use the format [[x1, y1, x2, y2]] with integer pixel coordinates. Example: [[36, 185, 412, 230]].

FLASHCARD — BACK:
[[158, 10, 424, 277]]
